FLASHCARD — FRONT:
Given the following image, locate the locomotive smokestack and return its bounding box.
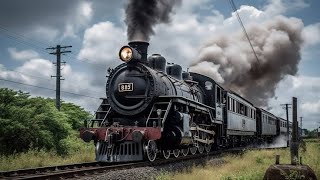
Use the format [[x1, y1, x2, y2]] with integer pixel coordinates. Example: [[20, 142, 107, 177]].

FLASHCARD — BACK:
[[128, 41, 149, 62]]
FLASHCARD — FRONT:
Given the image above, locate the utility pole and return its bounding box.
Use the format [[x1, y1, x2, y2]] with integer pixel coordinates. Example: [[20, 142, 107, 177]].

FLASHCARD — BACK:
[[47, 45, 72, 111], [300, 117, 303, 137], [281, 103, 292, 147], [290, 97, 298, 165]]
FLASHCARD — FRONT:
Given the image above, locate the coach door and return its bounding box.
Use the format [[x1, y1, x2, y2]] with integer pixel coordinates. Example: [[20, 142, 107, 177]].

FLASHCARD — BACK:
[[215, 85, 223, 121]]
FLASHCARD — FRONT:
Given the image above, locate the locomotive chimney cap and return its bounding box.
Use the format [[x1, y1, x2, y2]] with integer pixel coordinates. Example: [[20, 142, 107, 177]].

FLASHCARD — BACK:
[[128, 41, 149, 63]]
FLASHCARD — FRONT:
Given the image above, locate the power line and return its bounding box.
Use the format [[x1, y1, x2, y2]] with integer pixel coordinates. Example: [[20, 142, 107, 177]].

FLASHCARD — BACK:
[[63, 52, 107, 70], [0, 25, 52, 48], [0, 26, 51, 56], [0, 78, 100, 99], [0, 24, 107, 70], [5, 68, 52, 81], [227, 0, 260, 65], [3, 68, 102, 94]]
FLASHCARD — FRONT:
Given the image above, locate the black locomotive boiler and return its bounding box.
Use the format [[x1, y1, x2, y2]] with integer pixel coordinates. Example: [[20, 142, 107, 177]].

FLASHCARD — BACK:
[[80, 41, 290, 162]]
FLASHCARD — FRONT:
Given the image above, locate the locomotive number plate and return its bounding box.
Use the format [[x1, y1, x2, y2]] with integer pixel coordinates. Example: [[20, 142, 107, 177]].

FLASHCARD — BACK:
[[118, 83, 133, 92]]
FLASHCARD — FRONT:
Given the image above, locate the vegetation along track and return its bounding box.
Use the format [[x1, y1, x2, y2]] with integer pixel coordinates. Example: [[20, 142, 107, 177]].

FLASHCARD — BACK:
[[0, 146, 286, 179]]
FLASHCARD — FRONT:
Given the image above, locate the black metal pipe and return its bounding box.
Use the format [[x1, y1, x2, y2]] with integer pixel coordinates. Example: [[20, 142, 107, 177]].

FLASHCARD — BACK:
[[128, 41, 149, 63]]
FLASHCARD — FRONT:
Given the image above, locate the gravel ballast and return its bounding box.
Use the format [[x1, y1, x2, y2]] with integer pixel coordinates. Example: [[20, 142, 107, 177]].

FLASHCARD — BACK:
[[81, 156, 226, 180]]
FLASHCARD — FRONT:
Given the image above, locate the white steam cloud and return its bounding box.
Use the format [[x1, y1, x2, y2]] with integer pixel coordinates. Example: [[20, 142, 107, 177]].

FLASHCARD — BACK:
[[190, 16, 304, 106]]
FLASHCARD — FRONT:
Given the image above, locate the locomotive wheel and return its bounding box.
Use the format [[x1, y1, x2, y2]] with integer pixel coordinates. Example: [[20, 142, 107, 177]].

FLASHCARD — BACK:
[[162, 149, 171, 159], [198, 143, 204, 154], [181, 148, 189, 156], [205, 143, 212, 153], [173, 149, 180, 158], [190, 146, 197, 155], [145, 140, 157, 162]]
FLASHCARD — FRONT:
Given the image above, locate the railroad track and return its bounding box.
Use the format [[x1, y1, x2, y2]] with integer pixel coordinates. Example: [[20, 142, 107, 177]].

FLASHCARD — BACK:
[[0, 146, 287, 179]]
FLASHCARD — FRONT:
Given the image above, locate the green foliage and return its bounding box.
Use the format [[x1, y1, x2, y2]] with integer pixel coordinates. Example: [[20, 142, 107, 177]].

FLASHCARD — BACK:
[[255, 156, 264, 164], [0, 88, 91, 155], [60, 102, 91, 129]]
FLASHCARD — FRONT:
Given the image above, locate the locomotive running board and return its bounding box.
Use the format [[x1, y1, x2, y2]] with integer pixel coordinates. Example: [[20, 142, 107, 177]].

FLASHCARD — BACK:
[[158, 96, 214, 111]]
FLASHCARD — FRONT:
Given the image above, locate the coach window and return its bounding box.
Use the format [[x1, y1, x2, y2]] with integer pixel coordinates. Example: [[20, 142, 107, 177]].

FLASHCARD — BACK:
[[233, 99, 235, 112], [237, 102, 240, 114], [239, 103, 244, 115], [244, 106, 248, 116]]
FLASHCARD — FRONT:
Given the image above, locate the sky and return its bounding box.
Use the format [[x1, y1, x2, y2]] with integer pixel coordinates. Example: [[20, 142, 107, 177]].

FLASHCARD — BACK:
[[0, 0, 319, 130]]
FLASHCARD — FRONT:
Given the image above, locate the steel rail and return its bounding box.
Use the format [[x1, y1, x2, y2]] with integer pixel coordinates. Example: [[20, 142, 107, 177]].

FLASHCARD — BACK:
[[0, 146, 287, 179]]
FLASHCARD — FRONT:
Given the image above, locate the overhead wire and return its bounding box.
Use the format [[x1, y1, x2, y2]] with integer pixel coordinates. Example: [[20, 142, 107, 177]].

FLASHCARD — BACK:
[[0, 78, 101, 99], [2, 68, 103, 94], [0, 23, 107, 94], [227, 0, 260, 65], [0, 24, 107, 70], [4, 68, 52, 81]]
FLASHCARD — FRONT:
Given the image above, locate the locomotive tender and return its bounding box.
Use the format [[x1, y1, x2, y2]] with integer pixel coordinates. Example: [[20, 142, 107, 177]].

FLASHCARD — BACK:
[[80, 41, 290, 162]]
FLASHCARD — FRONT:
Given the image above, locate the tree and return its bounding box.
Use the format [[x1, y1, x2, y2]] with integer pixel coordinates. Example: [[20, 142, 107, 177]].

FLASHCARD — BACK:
[[0, 88, 91, 155]]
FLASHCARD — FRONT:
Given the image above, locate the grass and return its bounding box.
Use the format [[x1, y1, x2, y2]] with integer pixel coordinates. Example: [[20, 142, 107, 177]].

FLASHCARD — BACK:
[[157, 139, 320, 180], [0, 142, 95, 171]]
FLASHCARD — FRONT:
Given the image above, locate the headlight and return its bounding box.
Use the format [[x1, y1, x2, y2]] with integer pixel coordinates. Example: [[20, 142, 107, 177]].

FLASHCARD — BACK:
[[119, 46, 133, 62], [119, 45, 141, 63]]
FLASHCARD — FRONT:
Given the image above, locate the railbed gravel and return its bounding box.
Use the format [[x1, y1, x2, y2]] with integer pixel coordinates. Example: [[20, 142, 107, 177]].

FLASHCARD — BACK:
[[80, 156, 225, 180]]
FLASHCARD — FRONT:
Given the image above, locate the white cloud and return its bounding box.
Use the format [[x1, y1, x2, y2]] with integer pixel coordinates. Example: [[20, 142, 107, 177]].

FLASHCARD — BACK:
[[267, 75, 320, 130], [8, 48, 40, 61], [62, 1, 93, 39], [264, 0, 286, 15], [31, 26, 59, 41], [302, 100, 320, 114], [302, 23, 320, 47], [0, 58, 102, 111], [78, 21, 126, 65]]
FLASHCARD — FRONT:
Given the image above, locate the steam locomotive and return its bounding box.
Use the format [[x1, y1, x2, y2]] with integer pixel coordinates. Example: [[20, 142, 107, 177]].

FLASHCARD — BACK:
[[79, 41, 291, 162]]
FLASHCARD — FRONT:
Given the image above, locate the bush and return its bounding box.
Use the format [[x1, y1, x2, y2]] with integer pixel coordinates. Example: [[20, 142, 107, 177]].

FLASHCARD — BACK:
[[0, 88, 91, 155]]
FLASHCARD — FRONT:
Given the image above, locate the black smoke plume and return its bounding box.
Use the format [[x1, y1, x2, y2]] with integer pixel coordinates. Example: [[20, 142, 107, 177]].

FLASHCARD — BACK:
[[190, 16, 304, 106], [125, 0, 181, 41]]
